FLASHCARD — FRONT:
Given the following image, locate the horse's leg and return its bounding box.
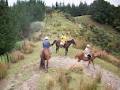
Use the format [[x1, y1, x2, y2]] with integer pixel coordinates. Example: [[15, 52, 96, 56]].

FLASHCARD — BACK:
[[40, 58, 45, 69], [46, 60, 49, 71], [65, 48, 68, 56], [56, 46, 59, 53], [39, 58, 42, 69]]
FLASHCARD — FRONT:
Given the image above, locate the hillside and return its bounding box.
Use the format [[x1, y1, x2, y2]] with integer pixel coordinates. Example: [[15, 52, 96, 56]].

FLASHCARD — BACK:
[[0, 12, 120, 90], [74, 15, 120, 56], [75, 15, 118, 35]]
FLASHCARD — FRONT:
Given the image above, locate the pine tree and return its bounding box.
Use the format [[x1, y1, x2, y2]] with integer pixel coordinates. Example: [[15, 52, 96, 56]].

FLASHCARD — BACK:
[[0, 0, 17, 55]]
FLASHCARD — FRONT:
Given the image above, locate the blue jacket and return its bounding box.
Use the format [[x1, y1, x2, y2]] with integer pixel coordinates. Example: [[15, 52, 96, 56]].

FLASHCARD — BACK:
[[43, 39, 50, 48]]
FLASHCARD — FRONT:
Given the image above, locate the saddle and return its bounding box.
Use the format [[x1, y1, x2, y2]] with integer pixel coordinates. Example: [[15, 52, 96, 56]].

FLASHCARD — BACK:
[[83, 54, 92, 61], [60, 41, 67, 47]]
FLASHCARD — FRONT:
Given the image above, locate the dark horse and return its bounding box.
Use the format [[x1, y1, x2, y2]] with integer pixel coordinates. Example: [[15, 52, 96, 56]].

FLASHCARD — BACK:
[[39, 48, 51, 71], [51, 39, 76, 56], [75, 52, 102, 69]]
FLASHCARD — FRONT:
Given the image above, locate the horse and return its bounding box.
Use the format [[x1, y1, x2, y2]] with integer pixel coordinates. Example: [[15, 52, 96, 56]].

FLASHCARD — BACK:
[[39, 48, 51, 71], [75, 51, 102, 69], [51, 39, 76, 56]]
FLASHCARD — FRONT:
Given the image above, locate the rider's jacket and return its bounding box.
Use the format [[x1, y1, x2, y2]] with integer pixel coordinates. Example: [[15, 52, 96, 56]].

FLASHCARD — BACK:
[[43, 39, 50, 48], [84, 47, 92, 57]]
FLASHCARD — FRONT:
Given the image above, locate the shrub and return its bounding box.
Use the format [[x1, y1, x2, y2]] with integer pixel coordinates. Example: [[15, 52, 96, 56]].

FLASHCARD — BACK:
[[32, 32, 42, 42], [75, 38, 88, 49], [21, 40, 34, 54], [10, 51, 24, 63], [14, 41, 23, 50], [0, 63, 7, 80]]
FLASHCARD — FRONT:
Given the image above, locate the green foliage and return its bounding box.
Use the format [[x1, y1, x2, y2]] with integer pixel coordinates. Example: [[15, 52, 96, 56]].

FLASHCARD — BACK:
[[90, 0, 120, 32], [76, 22, 120, 56], [14, 41, 23, 50], [0, 54, 11, 64], [52, 2, 89, 17], [10, 0, 45, 39], [51, 0, 120, 32], [0, 0, 17, 55]]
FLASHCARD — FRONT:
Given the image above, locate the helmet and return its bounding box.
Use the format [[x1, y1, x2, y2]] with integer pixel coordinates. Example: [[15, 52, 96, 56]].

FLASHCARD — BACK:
[[86, 44, 91, 48], [44, 36, 49, 40]]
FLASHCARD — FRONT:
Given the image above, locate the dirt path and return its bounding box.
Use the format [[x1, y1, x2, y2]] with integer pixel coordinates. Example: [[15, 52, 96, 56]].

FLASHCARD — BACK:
[[1, 56, 120, 90]]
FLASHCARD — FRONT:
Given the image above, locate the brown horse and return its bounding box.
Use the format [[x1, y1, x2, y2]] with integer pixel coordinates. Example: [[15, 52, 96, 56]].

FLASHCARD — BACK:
[[51, 39, 76, 56], [75, 52, 102, 69], [39, 48, 51, 71]]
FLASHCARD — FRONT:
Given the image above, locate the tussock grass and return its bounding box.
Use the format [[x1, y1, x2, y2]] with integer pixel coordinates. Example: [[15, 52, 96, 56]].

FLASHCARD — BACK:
[[0, 63, 7, 80], [10, 51, 24, 63], [21, 40, 34, 54], [38, 68, 102, 90], [95, 72, 102, 83], [79, 78, 97, 90]]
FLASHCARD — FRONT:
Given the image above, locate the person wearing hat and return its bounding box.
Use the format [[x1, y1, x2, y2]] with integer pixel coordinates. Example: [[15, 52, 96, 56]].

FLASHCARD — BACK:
[[43, 36, 51, 49], [83, 44, 93, 60], [60, 33, 67, 46]]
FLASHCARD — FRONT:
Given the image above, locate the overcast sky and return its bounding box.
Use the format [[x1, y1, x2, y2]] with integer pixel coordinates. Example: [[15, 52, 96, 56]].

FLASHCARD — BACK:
[[8, 0, 120, 6]]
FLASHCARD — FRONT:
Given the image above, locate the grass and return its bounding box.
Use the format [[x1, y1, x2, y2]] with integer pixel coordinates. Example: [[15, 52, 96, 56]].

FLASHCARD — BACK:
[[38, 68, 102, 90], [7, 42, 40, 80], [75, 15, 118, 35], [95, 58, 120, 77]]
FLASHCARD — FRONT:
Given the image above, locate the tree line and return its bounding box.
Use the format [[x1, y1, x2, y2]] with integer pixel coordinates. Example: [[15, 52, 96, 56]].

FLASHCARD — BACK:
[[0, 0, 45, 55], [52, 0, 120, 32]]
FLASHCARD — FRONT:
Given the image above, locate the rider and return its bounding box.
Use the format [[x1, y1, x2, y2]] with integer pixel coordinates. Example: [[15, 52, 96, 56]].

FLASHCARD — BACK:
[[83, 44, 93, 60], [60, 33, 67, 46], [43, 36, 51, 53]]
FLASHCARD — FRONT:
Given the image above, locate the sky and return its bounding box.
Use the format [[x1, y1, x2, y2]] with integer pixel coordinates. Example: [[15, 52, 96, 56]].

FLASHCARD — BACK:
[[8, 0, 120, 6]]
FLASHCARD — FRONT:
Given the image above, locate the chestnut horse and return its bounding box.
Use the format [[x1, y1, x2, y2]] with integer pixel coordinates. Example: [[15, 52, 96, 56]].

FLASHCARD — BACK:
[[39, 48, 51, 71], [75, 52, 102, 69], [51, 39, 76, 56]]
